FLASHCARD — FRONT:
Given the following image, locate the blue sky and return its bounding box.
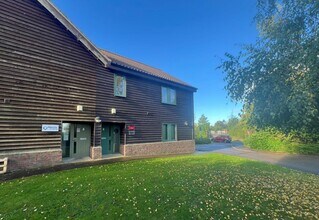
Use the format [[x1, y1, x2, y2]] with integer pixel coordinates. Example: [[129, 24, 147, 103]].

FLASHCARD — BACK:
[[52, 0, 258, 125]]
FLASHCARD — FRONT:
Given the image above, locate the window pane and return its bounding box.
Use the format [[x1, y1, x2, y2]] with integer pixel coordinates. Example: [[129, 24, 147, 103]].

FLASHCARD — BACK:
[[114, 75, 126, 97], [162, 124, 168, 141], [170, 89, 176, 104], [62, 123, 70, 158], [162, 87, 168, 103], [170, 124, 176, 141], [162, 87, 176, 104]]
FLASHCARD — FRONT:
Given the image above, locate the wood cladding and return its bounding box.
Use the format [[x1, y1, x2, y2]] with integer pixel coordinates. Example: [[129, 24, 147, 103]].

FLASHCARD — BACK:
[[0, 0, 195, 151]]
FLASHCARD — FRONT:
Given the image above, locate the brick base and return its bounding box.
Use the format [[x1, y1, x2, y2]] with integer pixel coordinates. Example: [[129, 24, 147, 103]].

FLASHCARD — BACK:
[[90, 146, 102, 159], [0, 149, 62, 173], [123, 140, 195, 157]]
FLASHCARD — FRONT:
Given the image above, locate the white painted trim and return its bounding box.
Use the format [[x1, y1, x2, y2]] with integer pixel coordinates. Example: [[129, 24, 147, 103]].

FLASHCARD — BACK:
[[36, 0, 111, 67]]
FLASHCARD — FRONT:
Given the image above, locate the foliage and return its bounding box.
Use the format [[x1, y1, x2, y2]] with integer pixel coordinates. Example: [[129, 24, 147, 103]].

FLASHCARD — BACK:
[[228, 122, 248, 141], [245, 128, 319, 154], [1, 154, 319, 219], [195, 114, 210, 139], [211, 120, 227, 131], [195, 138, 211, 145], [227, 107, 254, 141], [219, 0, 319, 140], [226, 116, 239, 130]]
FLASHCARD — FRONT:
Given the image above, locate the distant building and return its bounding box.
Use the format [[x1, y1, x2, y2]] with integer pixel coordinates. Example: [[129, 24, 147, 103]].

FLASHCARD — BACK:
[[210, 130, 228, 138]]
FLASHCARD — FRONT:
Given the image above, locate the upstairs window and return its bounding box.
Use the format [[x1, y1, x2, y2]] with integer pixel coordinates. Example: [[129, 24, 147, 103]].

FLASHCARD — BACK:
[[161, 87, 176, 105], [114, 74, 126, 97], [162, 123, 177, 142]]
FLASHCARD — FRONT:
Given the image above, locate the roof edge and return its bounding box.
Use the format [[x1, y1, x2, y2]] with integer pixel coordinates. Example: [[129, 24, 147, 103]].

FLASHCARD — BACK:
[[36, 0, 111, 67], [110, 63, 198, 92]]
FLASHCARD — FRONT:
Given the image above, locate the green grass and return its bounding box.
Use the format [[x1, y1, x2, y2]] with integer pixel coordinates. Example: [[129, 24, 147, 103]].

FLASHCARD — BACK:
[[1, 154, 319, 219]]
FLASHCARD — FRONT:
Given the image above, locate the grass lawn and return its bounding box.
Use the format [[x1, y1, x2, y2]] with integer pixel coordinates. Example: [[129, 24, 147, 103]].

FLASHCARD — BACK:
[[1, 154, 319, 219]]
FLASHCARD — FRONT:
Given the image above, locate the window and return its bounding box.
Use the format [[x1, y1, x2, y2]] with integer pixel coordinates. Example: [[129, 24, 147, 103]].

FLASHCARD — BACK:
[[61, 123, 70, 158], [162, 123, 177, 142], [161, 87, 176, 105], [114, 74, 126, 97]]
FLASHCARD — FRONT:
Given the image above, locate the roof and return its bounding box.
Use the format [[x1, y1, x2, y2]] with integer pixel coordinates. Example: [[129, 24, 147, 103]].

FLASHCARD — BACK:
[[37, 0, 195, 90], [100, 50, 193, 88], [36, 0, 111, 67]]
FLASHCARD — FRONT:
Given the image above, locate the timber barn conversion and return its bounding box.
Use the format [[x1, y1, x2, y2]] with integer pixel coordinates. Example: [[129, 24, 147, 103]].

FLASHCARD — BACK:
[[0, 0, 196, 172]]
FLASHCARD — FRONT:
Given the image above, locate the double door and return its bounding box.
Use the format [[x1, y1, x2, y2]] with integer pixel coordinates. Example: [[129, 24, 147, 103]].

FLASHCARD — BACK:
[[101, 124, 120, 155], [62, 123, 91, 159]]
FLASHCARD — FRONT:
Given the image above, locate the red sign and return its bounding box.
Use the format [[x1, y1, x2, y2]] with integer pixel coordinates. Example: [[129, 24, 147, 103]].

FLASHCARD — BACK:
[[127, 125, 135, 131]]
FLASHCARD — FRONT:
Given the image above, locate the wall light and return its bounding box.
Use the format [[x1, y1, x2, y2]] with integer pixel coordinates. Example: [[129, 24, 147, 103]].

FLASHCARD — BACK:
[[95, 116, 102, 123], [111, 108, 117, 115], [77, 105, 83, 112]]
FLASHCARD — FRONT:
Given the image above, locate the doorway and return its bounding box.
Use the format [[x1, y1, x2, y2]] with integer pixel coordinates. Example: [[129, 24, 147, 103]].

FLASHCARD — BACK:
[[62, 123, 91, 159], [101, 124, 121, 155]]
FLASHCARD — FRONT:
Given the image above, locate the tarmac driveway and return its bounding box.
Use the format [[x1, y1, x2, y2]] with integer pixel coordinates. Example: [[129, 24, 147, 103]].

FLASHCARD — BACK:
[[196, 141, 319, 175]]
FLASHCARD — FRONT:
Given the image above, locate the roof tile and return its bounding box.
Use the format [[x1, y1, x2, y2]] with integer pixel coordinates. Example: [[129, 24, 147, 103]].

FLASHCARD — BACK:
[[100, 49, 192, 87]]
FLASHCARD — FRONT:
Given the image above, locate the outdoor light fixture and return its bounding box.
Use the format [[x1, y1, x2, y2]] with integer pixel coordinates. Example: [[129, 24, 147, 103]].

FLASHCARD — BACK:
[[111, 108, 117, 115], [77, 105, 83, 112], [184, 121, 189, 126], [94, 116, 101, 123], [3, 98, 11, 104]]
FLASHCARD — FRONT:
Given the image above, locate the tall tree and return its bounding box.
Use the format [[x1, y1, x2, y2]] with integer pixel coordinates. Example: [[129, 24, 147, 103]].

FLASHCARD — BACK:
[[227, 116, 239, 130], [196, 114, 211, 139], [219, 0, 319, 139]]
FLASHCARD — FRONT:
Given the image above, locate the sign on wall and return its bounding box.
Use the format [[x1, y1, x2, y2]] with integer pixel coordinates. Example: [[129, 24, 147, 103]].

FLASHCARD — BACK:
[[127, 125, 136, 136], [42, 124, 59, 132]]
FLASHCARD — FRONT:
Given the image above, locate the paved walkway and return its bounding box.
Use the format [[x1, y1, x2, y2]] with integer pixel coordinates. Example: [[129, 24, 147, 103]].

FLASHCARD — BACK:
[[196, 141, 319, 175]]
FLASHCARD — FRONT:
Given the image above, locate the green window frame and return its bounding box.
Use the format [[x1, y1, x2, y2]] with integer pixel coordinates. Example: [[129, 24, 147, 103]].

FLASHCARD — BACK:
[[161, 87, 176, 105], [114, 74, 126, 97], [162, 123, 177, 142]]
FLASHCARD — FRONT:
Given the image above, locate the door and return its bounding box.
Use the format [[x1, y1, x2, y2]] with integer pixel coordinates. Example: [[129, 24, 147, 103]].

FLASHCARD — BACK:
[[101, 124, 121, 155], [101, 124, 112, 155], [112, 125, 120, 153], [70, 124, 91, 159]]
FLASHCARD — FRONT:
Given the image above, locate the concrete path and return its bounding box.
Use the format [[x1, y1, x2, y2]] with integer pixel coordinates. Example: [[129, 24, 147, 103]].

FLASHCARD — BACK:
[[196, 141, 319, 175]]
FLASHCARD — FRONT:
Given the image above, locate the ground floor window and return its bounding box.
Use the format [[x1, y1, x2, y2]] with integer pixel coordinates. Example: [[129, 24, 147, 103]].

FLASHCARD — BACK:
[[62, 123, 71, 158], [162, 123, 177, 142]]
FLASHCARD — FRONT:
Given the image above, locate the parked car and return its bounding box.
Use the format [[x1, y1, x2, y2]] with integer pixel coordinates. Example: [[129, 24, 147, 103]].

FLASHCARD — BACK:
[[213, 135, 232, 143]]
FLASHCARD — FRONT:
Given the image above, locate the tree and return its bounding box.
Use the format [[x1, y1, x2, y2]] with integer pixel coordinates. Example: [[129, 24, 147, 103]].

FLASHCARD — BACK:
[[211, 120, 227, 131], [227, 116, 239, 130], [219, 0, 319, 139], [227, 106, 254, 140], [195, 114, 211, 139]]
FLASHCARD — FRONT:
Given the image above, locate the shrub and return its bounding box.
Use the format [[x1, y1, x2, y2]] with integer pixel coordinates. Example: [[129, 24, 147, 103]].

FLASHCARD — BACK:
[[228, 123, 251, 141], [195, 138, 211, 145], [244, 128, 319, 154]]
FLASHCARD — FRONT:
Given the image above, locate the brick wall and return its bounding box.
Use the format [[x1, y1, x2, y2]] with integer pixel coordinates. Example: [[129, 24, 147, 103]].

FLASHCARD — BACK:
[[0, 141, 194, 173], [0, 149, 62, 172], [90, 146, 102, 159], [123, 140, 195, 157]]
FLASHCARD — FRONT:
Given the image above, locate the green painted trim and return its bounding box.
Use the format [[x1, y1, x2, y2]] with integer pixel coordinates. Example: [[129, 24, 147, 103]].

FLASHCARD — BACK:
[[162, 123, 177, 142], [161, 86, 177, 105]]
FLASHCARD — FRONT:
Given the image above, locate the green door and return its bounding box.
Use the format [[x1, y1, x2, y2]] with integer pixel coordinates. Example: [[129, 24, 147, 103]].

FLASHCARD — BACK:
[[102, 124, 120, 155], [101, 125, 111, 155], [70, 124, 91, 159]]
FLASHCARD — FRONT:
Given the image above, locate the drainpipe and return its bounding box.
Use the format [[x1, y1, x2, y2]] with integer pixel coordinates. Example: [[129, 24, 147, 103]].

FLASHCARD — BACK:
[[94, 117, 102, 147]]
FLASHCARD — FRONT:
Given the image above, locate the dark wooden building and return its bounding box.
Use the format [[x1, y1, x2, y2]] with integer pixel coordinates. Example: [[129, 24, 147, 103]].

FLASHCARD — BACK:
[[0, 0, 197, 172]]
